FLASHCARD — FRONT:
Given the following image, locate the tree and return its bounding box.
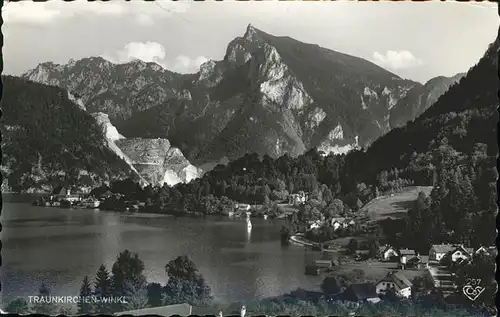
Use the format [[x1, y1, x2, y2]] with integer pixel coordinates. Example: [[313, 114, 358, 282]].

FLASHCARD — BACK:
[[147, 282, 163, 308], [164, 256, 213, 305], [346, 239, 358, 255], [412, 274, 435, 293], [5, 298, 29, 314], [78, 276, 93, 314], [31, 283, 58, 315], [320, 277, 343, 296], [124, 284, 149, 311], [111, 250, 147, 312], [367, 239, 379, 259], [94, 264, 113, 313]]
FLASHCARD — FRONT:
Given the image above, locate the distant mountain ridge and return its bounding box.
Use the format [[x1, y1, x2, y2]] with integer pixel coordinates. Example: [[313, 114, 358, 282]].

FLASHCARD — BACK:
[[22, 57, 189, 122], [389, 73, 466, 128], [115, 24, 422, 163], [22, 24, 464, 166], [359, 36, 499, 177]]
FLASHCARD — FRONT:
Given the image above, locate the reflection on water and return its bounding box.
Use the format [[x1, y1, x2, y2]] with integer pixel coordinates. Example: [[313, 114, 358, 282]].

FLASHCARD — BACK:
[[246, 218, 252, 242], [1, 201, 322, 305]]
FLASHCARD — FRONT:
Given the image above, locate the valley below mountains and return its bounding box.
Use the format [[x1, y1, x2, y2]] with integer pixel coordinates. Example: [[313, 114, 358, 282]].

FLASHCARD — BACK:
[[6, 24, 466, 192]]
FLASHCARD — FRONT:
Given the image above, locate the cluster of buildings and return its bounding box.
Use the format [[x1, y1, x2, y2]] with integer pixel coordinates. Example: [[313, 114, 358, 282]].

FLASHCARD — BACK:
[[308, 217, 356, 230], [288, 191, 309, 206], [342, 271, 413, 303], [35, 187, 100, 208], [377, 243, 495, 295], [427, 244, 495, 294]]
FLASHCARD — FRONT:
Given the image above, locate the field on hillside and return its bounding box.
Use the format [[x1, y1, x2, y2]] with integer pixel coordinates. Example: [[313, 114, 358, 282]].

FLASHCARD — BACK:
[[361, 186, 433, 221]]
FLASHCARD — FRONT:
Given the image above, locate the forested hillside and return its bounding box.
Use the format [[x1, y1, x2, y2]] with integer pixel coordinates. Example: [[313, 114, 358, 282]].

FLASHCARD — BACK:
[[1, 76, 140, 192]]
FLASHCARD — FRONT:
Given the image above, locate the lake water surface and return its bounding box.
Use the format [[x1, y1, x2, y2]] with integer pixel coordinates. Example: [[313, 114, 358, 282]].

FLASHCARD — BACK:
[[1, 196, 322, 306]]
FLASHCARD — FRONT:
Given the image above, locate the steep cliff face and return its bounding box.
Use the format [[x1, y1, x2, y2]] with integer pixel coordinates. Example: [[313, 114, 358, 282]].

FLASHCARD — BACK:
[[118, 24, 419, 164], [114, 138, 202, 186], [22, 57, 189, 122], [89, 115, 202, 186], [389, 73, 465, 128]]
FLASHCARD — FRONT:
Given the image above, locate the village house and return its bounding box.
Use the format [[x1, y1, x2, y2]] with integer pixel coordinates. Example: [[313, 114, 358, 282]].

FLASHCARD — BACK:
[[406, 255, 429, 269], [330, 217, 346, 230], [53, 187, 82, 203], [289, 191, 308, 206], [329, 217, 355, 231], [429, 244, 473, 265], [343, 283, 381, 303], [375, 271, 413, 298], [308, 220, 323, 230], [398, 249, 416, 268], [474, 246, 496, 257], [379, 245, 399, 261], [429, 244, 456, 263], [446, 245, 474, 264], [235, 203, 251, 211]]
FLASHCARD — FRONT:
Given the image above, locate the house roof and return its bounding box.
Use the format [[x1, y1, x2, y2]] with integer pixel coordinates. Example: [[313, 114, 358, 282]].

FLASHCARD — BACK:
[[331, 217, 346, 222], [475, 246, 497, 255], [399, 249, 416, 256], [431, 244, 456, 254], [377, 272, 412, 290], [379, 245, 397, 254], [345, 283, 378, 300], [115, 303, 192, 316], [418, 255, 429, 263], [449, 245, 474, 256]]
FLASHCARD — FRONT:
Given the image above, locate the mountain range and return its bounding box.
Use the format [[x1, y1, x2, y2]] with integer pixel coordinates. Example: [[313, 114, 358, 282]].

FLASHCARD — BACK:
[[359, 35, 498, 179], [22, 24, 463, 166], [7, 24, 472, 192], [388, 73, 465, 129]]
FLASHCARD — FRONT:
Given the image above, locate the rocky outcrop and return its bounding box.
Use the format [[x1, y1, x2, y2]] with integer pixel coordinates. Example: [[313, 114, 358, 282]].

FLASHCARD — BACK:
[[90, 114, 201, 186], [114, 138, 202, 186]]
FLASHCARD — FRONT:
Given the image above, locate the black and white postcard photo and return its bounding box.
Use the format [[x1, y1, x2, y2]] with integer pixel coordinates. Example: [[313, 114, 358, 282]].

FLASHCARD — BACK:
[[0, 1, 498, 316]]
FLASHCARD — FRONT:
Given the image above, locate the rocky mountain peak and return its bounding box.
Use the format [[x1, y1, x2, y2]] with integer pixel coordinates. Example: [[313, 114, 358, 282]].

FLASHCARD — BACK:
[[244, 23, 260, 41]]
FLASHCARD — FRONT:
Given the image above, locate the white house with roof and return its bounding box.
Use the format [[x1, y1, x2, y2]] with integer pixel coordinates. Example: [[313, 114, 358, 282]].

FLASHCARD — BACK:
[[289, 191, 308, 206], [474, 246, 496, 257], [379, 245, 399, 261], [330, 217, 347, 230], [235, 204, 251, 211], [429, 244, 456, 263], [309, 220, 323, 230], [447, 245, 474, 263], [430, 244, 474, 264], [375, 271, 413, 298]]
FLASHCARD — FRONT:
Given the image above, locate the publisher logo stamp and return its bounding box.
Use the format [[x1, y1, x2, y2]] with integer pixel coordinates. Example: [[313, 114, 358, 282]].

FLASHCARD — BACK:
[[462, 278, 485, 301]]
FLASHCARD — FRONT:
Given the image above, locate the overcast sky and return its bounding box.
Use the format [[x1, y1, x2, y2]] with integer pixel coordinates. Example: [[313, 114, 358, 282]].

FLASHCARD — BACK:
[[2, 1, 498, 83]]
